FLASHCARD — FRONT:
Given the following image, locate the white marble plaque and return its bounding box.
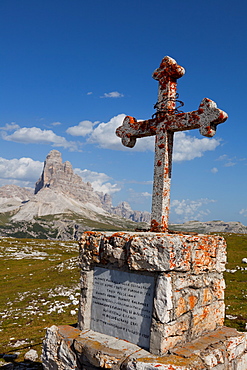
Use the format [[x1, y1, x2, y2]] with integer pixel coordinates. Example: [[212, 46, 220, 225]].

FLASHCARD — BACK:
[[90, 267, 155, 349]]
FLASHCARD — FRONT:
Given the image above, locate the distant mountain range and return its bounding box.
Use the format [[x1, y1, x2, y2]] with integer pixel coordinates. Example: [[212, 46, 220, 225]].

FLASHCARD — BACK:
[[0, 150, 150, 239], [0, 150, 246, 240], [170, 220, 247, 235]]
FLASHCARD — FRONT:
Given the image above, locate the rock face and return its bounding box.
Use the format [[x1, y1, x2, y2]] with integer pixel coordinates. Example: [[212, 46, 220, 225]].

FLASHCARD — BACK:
[[0, 150, 150, 238], [33, 150, 150, 223], [0, 184, 32, 201], [35, 150, 103, 208], [111, 201, 151, 223], [0, 185, 33, 213]]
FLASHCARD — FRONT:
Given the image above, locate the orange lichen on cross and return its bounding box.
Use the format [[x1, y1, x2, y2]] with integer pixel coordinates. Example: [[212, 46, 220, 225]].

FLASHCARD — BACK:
[[116, 56, 228, 232]]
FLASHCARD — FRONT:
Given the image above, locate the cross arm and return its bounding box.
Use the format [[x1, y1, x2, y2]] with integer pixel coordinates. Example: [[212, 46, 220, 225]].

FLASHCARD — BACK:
[[116, 116, 157, 148], [116, 98, 228, 148], [164, 98, 228, 137]]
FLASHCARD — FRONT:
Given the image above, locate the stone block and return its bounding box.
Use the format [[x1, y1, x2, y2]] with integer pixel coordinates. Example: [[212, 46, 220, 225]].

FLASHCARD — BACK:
[[42, 325, 247, 369], [173, 287, 200, 319], [191, 235, 226, 274], [232, 351, 247, 370], [128, 234, 191, 272], [173, 273, 204, 290], [191, 301, 225, 339], [74, 330, 150, 369], [226, 331, 247, 362], [150, 313, 190, 355], [79, 232, 102, 270], [200, 347, 225, 367], [153, 274, 173, 323], [126, 354, 205, 370], [78, 232, 227, 274], [211, 277, 225, 301], [42, 325, 81, 370], [78, 270, 93, 330], [100, 233, 128, 267]]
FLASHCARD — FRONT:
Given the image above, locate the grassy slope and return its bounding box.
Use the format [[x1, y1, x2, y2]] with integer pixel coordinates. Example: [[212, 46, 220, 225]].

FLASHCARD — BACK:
[[0, 212, 147, 240], [0, 238, 80, 362], [222, 233, 247, 331], [0, 233, 246, 364]]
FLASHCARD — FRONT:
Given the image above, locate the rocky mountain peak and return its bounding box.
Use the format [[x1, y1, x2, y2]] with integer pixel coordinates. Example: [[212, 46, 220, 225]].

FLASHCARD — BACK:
[[46, 149, 63, 163], [34, 150, 103, 208], [35, 150, 80, 191], [35, 150, 70, 193]]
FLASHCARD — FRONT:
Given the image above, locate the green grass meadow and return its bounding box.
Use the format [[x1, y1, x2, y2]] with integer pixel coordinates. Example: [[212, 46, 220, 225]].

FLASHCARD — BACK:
[[222, 233, 247, 331], [0, 233, 246, 365], [0, 237, 80, 363]]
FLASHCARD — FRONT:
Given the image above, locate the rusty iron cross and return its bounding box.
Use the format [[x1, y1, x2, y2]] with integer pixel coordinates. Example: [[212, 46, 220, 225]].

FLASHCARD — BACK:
[[116, 56, 228, 232]]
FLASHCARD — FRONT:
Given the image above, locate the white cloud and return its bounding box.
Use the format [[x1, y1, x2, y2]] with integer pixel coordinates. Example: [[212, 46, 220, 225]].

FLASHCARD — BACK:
[[74, 168, 121, 195], [100, 91, 124, 98], [217, 154, 228, 161], [88, 114, 154, 151], [141, 192, 152, 197], [211, 167, 218, 174], [0, 157, 43, 187], [173, 132, 220, 161], [224, 161, 236, 167], [2, 127, 79, 151], [66, 120, 94, 137], [171, 198, 216, 222], [216, 154, 237, 167], [0, 122, 20, 131], [87, 92, 93, 95], [51, 121, 62, 126], [240, 209, 247, 217], [88, 114, 127, 150]]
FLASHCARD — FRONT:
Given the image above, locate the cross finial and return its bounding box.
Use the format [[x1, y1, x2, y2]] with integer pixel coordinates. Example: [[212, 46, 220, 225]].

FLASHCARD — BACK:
[[153, 56, 185, 82], [116, 56, 228, 232], [152, 56, 185, 114]]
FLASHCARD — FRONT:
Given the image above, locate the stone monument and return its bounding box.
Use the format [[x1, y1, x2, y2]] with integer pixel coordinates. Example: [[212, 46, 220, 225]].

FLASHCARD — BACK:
[[42, 57, 247, 369]]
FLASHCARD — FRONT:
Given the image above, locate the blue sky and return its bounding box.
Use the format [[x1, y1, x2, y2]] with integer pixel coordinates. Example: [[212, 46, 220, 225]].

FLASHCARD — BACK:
[[0, 0, 246, 224]]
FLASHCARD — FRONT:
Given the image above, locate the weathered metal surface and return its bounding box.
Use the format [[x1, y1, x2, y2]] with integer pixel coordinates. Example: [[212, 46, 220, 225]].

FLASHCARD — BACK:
[[116, 56, 228, 232]]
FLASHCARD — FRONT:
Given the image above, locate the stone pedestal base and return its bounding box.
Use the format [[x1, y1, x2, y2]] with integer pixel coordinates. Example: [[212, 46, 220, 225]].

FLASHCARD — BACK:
[[78, 232, 227, 354], [43, 231, 243, 369], [42, 325, 247, 369]]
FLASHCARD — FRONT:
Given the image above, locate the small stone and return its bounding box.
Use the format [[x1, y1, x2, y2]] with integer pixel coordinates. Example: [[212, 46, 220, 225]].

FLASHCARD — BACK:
[[24, 349, 38, 362], [3, 353, 18, 361]]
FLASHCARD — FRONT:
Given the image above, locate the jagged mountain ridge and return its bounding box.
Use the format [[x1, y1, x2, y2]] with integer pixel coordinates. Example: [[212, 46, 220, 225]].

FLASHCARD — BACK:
[[34, 150, 151, 222], [0, 150, 150, 238], [0, 185, 33, 213], [34, 150, 104, 209]]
